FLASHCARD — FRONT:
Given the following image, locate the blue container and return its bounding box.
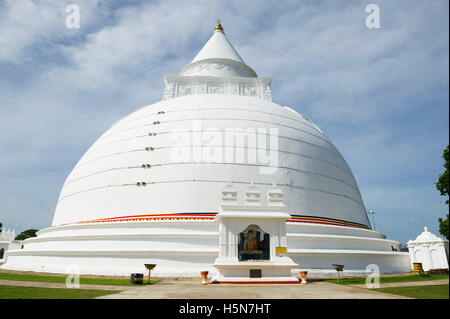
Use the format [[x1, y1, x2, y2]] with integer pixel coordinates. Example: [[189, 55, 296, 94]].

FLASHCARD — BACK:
[[130, 273, 144, 284]]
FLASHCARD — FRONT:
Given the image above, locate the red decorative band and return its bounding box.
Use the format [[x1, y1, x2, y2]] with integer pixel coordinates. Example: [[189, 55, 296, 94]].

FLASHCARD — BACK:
[[217, 281, 301, 284], [287, 215, 369, 229], [62, 212, 216, 225], [61, 212, 369, 230]]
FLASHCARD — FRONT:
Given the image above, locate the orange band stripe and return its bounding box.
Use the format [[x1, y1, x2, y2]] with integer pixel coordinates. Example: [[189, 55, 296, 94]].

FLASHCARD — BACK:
[[61, 212, 369, 229], [63, 212, 217, 225], [288, 215, 369, 229]]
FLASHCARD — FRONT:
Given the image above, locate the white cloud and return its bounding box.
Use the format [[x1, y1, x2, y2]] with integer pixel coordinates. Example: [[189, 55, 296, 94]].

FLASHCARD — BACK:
[[0, 0, 105, 64], [42, 1, 222, 92]]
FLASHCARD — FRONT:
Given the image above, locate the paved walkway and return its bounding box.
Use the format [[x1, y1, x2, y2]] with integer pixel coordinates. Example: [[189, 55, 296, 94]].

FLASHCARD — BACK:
[[351, 279, 449, 289], [95, 280, 411, 299]]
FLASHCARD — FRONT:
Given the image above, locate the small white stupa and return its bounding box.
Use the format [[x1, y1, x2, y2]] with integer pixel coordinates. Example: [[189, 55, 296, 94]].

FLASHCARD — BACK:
[[407, 227, 449, 272], [0, 228, 19, 264]]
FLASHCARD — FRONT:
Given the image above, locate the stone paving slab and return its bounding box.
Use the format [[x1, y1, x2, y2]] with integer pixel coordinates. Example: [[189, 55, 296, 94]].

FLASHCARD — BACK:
[[351, 279, 449, 289], [96, 280, 411, 299], [0, 279, 125, 291]]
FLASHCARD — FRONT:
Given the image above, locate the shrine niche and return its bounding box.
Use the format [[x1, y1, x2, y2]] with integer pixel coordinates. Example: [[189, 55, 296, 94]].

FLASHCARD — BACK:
[[238, 224, 270, 261], [213, 181, 298, 283]]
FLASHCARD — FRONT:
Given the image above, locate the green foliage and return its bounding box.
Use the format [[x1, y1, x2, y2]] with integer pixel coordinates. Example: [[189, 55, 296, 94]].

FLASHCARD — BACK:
[[438, 214, 449, 240], [436, 145, 449, 204], [436, 145, 449, 239], [15, 229, 39, 240]]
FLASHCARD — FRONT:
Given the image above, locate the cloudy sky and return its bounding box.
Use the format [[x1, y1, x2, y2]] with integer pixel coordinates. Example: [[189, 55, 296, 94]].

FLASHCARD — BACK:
[[0, 0, 448, 243]]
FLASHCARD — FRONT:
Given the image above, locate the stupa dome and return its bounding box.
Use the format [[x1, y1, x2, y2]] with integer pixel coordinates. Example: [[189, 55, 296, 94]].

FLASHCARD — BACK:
[[53, 22, 368, 228], [409, 227, 445, 244], [3, 22, 411, 277], [53, 93, 369, 228]]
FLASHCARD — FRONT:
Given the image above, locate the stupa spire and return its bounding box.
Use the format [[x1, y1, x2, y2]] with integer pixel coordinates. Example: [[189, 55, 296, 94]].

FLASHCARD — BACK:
[[190, 20, 245, 65], [163, 21, 273, 101], [215, 19, 224, 32]]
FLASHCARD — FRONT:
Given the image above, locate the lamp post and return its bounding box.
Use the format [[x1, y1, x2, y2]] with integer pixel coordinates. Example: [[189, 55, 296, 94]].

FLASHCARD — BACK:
[[367, 210, 376, 231]]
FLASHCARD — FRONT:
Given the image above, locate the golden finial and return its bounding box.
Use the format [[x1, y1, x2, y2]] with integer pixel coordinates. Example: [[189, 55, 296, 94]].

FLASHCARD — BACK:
[[215, 19, 224, 32]]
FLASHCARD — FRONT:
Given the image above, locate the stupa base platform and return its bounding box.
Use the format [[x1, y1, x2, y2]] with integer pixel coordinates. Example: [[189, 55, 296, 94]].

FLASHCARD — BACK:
[[212, 258, 299, 284], [2, 220, 413, 277], [214, 277, 300, 284]]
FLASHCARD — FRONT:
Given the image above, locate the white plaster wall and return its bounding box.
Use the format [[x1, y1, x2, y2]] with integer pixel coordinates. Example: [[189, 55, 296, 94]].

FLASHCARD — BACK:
[[3, 220, 412, 276], [410, 244, 449, 271], [0, 242, 9, 264]]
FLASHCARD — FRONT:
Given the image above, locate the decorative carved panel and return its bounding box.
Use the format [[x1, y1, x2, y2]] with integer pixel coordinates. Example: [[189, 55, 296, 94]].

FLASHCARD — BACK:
[[163, 75, 272, 101]]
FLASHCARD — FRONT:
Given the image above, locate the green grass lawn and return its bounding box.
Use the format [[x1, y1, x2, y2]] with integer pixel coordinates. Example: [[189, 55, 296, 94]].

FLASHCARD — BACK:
[[0, 272, 160, 286], [0, 285, 119, 299], [374, 284, 449, 299], [324, 274, 449, 285]]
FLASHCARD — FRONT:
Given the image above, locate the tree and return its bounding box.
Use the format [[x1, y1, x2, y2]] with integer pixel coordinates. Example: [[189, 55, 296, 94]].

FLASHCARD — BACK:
[[15, 229, 38, 241], [438, 214, 449, 240], [436, 145, 449, 204], [0, 222, 2, 232], [436, 145, 449, 239]]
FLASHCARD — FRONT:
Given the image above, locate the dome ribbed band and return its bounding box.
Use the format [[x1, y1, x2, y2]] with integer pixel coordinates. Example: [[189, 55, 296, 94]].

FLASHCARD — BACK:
[[60, 212, 369, 229]]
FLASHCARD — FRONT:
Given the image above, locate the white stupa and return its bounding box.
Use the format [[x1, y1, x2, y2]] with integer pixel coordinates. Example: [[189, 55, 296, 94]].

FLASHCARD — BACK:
[[3, 22, 411, 276], [407, 227, 449, 272]]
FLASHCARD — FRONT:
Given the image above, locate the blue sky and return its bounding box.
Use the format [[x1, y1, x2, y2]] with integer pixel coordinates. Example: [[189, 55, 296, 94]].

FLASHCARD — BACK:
[[0, 0, 448, 244]]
